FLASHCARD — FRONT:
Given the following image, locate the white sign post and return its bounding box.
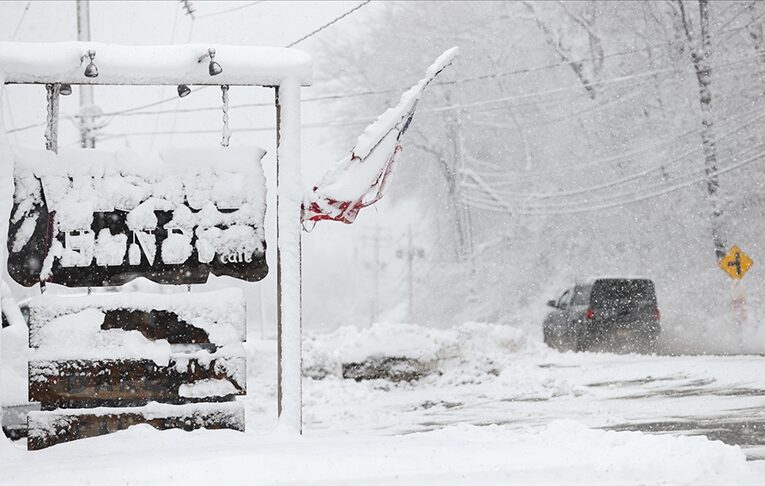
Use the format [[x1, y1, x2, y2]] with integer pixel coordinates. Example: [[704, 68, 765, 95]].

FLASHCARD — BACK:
[[0, 72, 17, 453]]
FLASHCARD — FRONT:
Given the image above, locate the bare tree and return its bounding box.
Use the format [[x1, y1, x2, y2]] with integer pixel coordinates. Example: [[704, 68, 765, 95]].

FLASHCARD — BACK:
[[523, 1, 603, 99], [675, 0, 726, 259]]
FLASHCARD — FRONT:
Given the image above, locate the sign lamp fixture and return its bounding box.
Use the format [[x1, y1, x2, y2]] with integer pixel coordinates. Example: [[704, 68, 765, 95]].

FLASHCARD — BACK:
[[80, 49, 98, 78], [177, 84, 191, 97], [198, 47, 223, 76]]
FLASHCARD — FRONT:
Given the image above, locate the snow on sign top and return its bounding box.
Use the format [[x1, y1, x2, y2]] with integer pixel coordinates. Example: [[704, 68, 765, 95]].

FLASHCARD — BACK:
[[0, 42, 312, 86], [7, 146, 269, 287]]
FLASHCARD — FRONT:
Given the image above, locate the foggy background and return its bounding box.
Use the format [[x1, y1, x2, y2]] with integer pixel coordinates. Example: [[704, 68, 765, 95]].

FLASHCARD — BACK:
[[2, 1, 764, 355]]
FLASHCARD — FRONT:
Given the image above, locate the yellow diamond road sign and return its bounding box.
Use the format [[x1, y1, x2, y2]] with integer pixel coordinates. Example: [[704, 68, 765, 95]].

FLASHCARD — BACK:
[[719, 245, 753, 280]]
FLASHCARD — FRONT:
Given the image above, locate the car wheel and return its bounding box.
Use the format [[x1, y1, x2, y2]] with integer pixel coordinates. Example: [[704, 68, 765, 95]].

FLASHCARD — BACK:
[[574, 324, 589, 352], [560, 325, 576, 352], [640, 335, 659, 354]]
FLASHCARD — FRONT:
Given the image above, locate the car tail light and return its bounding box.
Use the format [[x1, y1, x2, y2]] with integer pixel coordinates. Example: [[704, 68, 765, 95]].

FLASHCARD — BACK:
[[585, 308, 595, 320], [655, 308, 661, 320]]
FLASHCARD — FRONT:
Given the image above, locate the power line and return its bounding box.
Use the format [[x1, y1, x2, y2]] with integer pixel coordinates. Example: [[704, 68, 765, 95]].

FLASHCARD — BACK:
[[102, 46, 765, 118], [9, 51, 762, 144], [53, 63, 656, 126], [464, 91, 765, 185], [96, 115, 378, 138], [83, 11, 765, 127], [460, 143, 765, 216], [167, 4, 197, 147], [8, 76, 643, 134], [722, 5, 765, 41], [286, 1, 371, 48], [58, 48, 762, 125], [432, 52, 765, 116], [195, 1, 263, 19], [148, 2, 186, 152], [463, 116, 765, 208], [92, 84, 662, 138], [92, 21, 745, 122], [713, 1, 757, 35], [10, 1, 32, 40]]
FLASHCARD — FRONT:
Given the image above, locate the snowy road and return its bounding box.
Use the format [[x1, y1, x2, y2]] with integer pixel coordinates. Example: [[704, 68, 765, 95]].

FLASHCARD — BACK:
[[299, 351, 765, 460], [248, 333, 765, 462]]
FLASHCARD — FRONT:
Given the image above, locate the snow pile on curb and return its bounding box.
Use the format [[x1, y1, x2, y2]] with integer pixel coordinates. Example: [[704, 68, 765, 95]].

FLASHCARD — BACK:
[[303, 322, 548, 381], [0, 418, 753, 485]]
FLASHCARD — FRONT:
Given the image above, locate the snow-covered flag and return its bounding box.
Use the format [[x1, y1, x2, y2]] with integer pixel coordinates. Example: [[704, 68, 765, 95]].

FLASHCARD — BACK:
[[302, 47, 458, 226]]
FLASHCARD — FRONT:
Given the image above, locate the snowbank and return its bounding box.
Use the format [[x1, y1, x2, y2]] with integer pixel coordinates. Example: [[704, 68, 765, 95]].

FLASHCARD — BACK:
[[0, 418, 753, 485], [303, 321, 547, 380]]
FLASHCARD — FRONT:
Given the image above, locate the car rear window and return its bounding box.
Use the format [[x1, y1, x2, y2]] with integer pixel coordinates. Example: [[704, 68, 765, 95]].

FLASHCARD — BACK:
[[590, 279, 656, 306], [571, 285, 591, 305]]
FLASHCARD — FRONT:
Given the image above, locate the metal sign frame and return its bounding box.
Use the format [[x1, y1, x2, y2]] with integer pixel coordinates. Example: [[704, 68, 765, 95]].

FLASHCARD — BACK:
[[0, 41, 309, 434]]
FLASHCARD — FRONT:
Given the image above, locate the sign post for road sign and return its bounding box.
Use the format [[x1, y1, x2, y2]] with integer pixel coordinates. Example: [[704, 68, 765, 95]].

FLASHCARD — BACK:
[[719, 245, 753, 348]]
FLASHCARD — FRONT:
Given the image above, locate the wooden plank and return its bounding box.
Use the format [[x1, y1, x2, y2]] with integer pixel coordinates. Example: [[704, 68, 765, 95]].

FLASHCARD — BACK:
[[30, 354, 245, 409], [100, 309, 211, 344], [27, 290, 246, 349], [27, 402, 244, 450]]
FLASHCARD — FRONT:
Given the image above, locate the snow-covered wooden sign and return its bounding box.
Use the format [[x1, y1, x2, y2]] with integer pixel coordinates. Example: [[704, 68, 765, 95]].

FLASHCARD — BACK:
[[7, 146, 268, 287], [25, 289, 247, 450]]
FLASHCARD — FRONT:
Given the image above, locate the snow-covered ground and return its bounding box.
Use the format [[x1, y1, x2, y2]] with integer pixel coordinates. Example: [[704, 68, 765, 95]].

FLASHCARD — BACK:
[[0, 419, 755, 485], [3, 321, 764, 484]]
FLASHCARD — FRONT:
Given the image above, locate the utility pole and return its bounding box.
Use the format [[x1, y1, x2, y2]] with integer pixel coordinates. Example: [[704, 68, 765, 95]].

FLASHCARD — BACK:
[[362, 223, 389, 326], [397, 225, 425, 321], [77, 0, 96, 148]]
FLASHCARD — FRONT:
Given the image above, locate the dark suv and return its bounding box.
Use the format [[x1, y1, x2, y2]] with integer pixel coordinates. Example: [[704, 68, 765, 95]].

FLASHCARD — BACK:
[[543, 278, 660, 353]]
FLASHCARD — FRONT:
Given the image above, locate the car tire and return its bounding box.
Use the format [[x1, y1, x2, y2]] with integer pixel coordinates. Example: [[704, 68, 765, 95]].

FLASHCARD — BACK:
[[641, 335, 659, 354], [574, 324, 589, 352]]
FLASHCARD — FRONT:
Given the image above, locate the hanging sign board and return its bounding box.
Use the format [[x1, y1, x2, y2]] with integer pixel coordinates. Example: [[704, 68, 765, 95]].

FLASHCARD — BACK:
[[24, 289, 248, 450], [7, 147, 269, 287]]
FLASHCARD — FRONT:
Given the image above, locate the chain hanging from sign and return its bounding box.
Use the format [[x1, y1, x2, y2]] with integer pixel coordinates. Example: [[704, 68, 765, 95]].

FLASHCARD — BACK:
[[43, 83, 60, 154], [221, 84, 231, 147]]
